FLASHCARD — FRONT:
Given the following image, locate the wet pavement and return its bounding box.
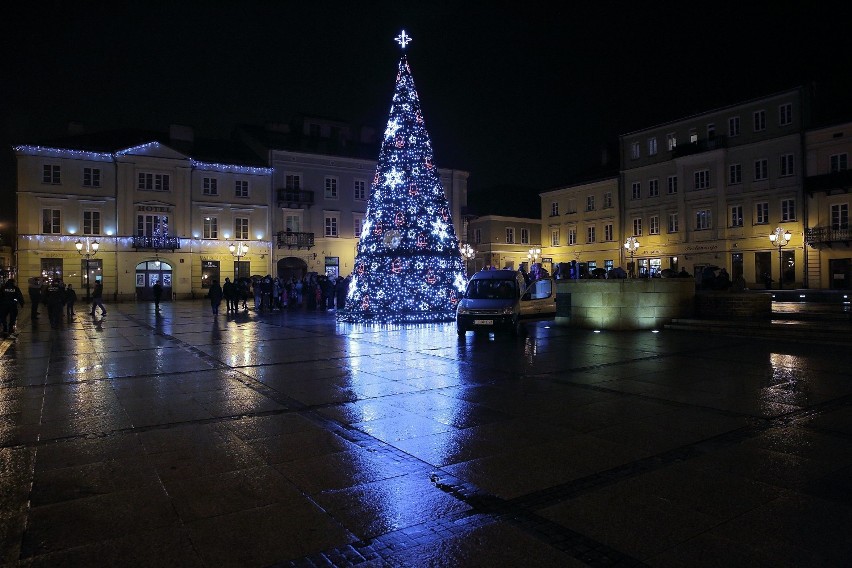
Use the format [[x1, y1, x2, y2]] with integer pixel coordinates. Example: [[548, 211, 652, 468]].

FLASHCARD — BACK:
[[1, 301, 852, 567]]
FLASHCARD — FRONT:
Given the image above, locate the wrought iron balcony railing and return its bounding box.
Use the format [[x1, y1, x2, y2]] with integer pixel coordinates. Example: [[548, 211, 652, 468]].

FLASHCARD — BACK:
[[671, 136, 727, 158], [805, 226, 852, 246], [804, 170, 852, 194], [276, 188, 315, 208], [276, 231, 315, 250], [132, 235, 181, 251]]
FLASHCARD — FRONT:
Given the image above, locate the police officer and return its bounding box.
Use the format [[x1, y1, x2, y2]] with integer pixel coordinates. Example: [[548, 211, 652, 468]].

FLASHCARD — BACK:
[[1, 278, 26, 336], [44, 280, 66, 329], [28, 277, 41, 319]]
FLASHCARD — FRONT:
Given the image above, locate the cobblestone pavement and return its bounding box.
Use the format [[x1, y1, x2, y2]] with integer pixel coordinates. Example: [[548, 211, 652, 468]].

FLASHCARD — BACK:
[[1, 301, 851, 567]]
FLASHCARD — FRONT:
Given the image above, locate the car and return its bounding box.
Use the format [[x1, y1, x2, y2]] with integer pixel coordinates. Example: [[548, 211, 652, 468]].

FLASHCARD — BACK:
[[456, 269, 556, 336]]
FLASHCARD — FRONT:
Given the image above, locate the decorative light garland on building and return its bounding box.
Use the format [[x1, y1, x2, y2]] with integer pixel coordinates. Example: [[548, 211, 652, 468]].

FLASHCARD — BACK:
[[14, 145, 114, 162]]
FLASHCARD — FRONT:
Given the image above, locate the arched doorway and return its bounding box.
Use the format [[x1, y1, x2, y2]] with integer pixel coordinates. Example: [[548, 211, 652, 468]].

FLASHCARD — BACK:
[[136, 260, 173, 301], [277, 257, 308, 283]]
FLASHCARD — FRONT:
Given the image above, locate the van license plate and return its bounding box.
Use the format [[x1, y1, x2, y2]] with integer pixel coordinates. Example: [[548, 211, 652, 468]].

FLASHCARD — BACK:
[[473, 319, 493, 325]]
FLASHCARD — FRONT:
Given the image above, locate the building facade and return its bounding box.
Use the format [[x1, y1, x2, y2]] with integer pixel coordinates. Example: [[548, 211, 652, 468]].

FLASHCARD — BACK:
[[15, 128, 274, 301], [620, 88, 807, 286], [539, 176, 621, 277], [466, 215, 542, 273], [804, 121, 852, 289]]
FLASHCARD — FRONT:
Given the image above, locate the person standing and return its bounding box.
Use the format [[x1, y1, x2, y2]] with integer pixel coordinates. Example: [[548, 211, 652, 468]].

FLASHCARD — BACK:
[[1, 278, 25, 336], [152, 281, 163, 311], [207, 279, 223, 315], [221, 278, 234, 312], [90, 281, 107, 317], [45, 280, 66, 328], [28, 277, 41, 320], [65, 284, 77, 319]]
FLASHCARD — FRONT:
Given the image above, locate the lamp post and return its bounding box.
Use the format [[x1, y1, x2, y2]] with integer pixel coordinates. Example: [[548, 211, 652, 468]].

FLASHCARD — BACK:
[[768, 226, 792, 290], [229, 242, 249, 280], [75, 238, 100, 301], [527, 246, 541, 265], [459, 242, 475, 276], [624, 236, 640, 277]]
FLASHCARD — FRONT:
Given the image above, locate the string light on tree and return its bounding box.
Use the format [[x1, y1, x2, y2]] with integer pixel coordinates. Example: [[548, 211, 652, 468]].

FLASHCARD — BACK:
[[338, 31, 466, 324]]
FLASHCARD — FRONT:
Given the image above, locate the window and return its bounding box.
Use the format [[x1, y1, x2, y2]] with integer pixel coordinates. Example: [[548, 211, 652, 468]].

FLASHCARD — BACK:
[[586, 195, 595, 211], [42, 209, 61, 234], [235, 180, 249, 198], [780, 154, 794, 177], [353, 214, 365, 238], [137, 215, 168, 236], [83, 211, 101, 235], [603, 192, 612, 208], [631, 182, 641, 200], [756, 202, 769, 224], [604, 223, 613, 241], [83, 167, 101, 187], [668, 212, 679, 233], [648, 137, 658, 155], [550, 201, 559, 216], [42, 164, 61, 184], [667, 133, 677, 151], [285, 174, 301, 189], [324, 214, 339, 237], [234, 217, 249, 240], [830, 153, 848, 172], [648, 179, 659, 197], [707, 123, 715, 139], [753, 110, 766, 132], [754, 159, 768, 181], [520, 228, 529, 244], [284, 213, 301, 233], [695, 209, 711, 230], [41, 258, 63, 281], [551, 229, 559, 247], [568, 228, 576, 245], [831, 203, 849, 230], [781, 199, 796, 221], [632, 218, 642, 236], [694, 170, 710, 190], [354, 180, 367, 200], [728, 116, 740, 137], [324, 177, 338, 199], [203, 216, 218, 239], [649, 215, 660, 235], [667, 176, 678, 194], [203, 177, 218, 196], [505, 227, 515, 244], [630, 142, 640, 159], [730, 205, 743, 227], [138, 172, 170, 191], [729, 164, 742, 185], [587, 226, 596, 243], [779, 103, 792, 126], [474, 228, 481, 244], [689, 129, 698, 143]]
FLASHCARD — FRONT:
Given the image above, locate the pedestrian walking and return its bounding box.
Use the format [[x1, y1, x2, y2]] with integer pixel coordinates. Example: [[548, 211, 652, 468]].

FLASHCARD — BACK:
[[28, 277, 41, 320], [207, 279, 223, 315], [153, 281, 163, 311], [1, 278, 25, 336], [65, 284, 77, 319], [90, 281, 107, 317]]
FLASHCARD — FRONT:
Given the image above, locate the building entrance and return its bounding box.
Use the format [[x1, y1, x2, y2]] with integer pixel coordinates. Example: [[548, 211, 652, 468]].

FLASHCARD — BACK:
[[829, 258, 851, 290], [276, 257, 308, 283], [135, 260, 173, 301]]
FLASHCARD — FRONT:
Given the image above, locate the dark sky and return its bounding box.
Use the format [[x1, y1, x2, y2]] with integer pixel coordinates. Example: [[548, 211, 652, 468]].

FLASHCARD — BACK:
[[3, 0, 851, 229]]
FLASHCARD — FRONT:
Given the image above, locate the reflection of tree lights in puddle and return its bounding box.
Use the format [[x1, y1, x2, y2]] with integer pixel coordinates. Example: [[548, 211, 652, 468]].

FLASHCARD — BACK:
[[761, 352, 809, 413]]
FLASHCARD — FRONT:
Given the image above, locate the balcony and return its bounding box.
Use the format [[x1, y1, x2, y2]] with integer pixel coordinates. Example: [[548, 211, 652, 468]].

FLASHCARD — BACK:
[[805, 226, 852, 248], [276, 188, 315, 208], [132, 235, 181, 251], [804, 170, 852, 195], [276, 231, 315, 250], [671, 136, 727, 158]]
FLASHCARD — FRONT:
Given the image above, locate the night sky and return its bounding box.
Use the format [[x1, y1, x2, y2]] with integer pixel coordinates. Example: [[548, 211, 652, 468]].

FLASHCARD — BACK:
[[3, 1, 851, 230]]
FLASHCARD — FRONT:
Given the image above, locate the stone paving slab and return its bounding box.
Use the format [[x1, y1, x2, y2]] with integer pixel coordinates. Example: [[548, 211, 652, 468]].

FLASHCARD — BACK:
[[1, 300, 852, 566]]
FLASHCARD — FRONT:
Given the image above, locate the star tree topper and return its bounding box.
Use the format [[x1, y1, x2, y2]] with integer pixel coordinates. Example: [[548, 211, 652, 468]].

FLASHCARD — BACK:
[[395, 30, 412, 49]]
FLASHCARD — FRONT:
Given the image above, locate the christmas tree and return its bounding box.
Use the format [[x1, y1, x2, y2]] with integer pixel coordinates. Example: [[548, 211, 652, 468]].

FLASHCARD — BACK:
[[339, 31, 466, 324]]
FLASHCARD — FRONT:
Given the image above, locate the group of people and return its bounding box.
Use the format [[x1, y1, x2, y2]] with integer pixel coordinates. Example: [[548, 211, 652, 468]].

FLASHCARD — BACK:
[[205, 273, 350, 315], [24, 278, 106, 330]]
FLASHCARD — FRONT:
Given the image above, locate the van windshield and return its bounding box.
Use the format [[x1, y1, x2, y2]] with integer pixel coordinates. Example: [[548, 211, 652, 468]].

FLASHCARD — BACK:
[[465, 279, 516, 300]]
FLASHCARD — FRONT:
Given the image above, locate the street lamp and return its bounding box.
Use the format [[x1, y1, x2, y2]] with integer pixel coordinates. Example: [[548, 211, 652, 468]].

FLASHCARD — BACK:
[[768, 226, 792, 290], [459, 242, 475, 275], [229, 242, 249, 279], [624, 236, 640, 277], [527, 247, 541, 265], [75, 238, 100, 301]]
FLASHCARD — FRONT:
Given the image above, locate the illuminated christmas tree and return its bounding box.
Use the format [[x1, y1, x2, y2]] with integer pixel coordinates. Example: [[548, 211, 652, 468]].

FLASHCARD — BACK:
[[339, 31, 466, 324]]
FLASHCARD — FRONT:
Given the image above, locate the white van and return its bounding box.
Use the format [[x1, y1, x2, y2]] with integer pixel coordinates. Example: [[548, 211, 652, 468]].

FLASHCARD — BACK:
[[456, 269, 556, 336]]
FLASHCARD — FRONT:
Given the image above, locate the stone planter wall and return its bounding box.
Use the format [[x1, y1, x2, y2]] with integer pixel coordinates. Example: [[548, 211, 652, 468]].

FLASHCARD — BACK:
[[555, 279, 695, 330], [694, 291, 772, 320]]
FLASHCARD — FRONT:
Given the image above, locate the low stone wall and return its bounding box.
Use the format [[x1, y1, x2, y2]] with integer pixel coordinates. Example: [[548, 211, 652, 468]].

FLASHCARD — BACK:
[[555, 279, 695, 330], [694, 291, 772, 320]]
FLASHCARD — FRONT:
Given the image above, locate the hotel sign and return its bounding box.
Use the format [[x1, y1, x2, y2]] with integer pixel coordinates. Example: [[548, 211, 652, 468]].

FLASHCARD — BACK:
[[137, 205, 172, 212]]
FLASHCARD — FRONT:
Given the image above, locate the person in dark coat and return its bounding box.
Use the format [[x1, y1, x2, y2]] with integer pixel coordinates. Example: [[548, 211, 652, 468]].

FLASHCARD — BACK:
[[65, 284, 77, 318], [152, 281, 163, 311], [90, 281, 106, 317], [222, 278, 235, 312], [335, 276, 349, 311], [45, 280, 66, 328], [28, 278, 41, 319], [1, 278, 25, 335], [207, 279, 223, 315]]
